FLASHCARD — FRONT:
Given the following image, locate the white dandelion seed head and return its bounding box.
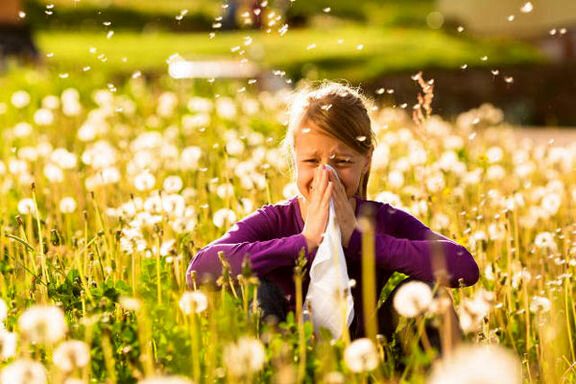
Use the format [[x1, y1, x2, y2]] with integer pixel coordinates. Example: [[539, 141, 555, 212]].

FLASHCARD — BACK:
[[1, 359, 47, 384], [59, 197, 77, 214], [344, 338, 379, 373], [18, 305, 68, 344], [134, 171, 156, 191], [17, 198, 37, 215], [13, 122, 33, 138], [33, 109, 54, 126], [0, 298, 7, 322], [42, 95, 60, 110], [53, 340, 90, 372], [119, 296, 142, 311], [138, 376, 194, 384], [0, 330, 17, 360], [11, 91, 31, 108], [393, 281, 433, 318], [427, 344, 521, 384], [163, 176, 183, 193], [213, 209, 237, 228], [534, 232, 557, 251], [223, 336, 267, 377], [50, 148, 77, 169], [43, 163, 64, 183], [179, 291, 208, 314], [529, 296, 551, 313]]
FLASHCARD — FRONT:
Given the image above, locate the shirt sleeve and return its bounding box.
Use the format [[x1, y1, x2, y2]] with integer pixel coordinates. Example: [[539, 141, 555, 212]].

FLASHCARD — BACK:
[[344, 203, 479, 288], [186, 206, 313, 288]]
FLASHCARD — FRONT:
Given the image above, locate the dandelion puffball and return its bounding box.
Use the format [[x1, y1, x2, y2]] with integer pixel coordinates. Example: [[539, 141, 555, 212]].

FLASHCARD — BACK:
[[59, 197, 77, 214], [18, 305, 68, 344], [427, 344, 521, 384], [393, 281, 433, 318], [0, 298, 7, 322], [0, 359, 47, 384], [138, 376, 194, 384], [213, 208, 237, 228], [53, 340, 90, 372], [344, 338, 379, 373], [223, 336, 267, 377], [179, 291, 208, 314]]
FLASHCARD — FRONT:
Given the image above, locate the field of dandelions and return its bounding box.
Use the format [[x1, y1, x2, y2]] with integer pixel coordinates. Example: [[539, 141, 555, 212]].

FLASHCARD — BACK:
[[0, 68, 575, 384]]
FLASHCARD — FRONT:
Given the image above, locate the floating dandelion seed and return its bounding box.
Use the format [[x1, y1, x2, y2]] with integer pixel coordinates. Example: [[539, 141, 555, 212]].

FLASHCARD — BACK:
[[209, 32, 216, 39], [278, 24, 288, 36], [103, 21, 111, 26], [457, 26, 464, 32], [89, 47, 96, 53], [248, 79, 257, 84], [550, 28, 557, 35], [323, 7, 331, 13], [307, 43, 317, 50], [231, 46, 241, 52], [481, 56, 488, 61], [400, 103, 408, 109], [460, 64, 468, 69], [59, 73, 69, 79], [520, 2, 533, 13], [83, 66, 91, 71], [244, 36, 253, 46], [504, 76, 514, 84], [46, 52, 54, 57], [560, 28, 567, 34], [508, 15, 515, 21], [106, 31, 114, 39], [356, 136, 367, 142], [212, 22, 222, 28], [386, 89, 394, 94], [357, 44, 364, 50], [491, 69, 500, 75], [18, 11, 26, 18], [376, 88, 385, 95], [132, 70, 141, 79]]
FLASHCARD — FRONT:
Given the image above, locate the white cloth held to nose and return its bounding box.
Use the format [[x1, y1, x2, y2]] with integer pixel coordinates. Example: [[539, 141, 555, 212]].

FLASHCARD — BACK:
[[305, 164, 355, 339]]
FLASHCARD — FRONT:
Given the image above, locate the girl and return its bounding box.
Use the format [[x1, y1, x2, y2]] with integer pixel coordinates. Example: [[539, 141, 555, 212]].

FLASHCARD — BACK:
[[186, 81, 479, 340]]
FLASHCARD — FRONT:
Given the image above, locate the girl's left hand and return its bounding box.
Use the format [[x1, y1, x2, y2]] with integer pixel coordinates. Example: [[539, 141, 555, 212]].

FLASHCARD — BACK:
[[327, 169, 357, 248]]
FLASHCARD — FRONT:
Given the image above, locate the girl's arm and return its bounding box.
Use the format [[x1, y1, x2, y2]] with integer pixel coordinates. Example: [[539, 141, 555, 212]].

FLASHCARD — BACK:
[[344, 204, 479, 288], [186, 207, 313, 288]]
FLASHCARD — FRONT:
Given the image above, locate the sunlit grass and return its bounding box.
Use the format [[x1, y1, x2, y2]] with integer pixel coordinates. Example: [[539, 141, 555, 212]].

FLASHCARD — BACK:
[[0, 67, 574, 383], [36, 27, 544, 81]]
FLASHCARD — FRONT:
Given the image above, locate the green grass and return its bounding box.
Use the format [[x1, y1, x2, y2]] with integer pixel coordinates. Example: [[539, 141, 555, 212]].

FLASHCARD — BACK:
[[36, 26, 544, 82]]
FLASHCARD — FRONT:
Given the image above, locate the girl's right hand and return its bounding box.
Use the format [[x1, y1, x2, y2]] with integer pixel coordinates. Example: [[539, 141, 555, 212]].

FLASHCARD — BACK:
[[302, 165, 334, 251]]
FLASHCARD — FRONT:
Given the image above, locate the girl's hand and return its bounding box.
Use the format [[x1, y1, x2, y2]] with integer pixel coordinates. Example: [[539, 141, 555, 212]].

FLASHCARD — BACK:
[[327, 169, 358, 248], [301, 165, 334, 250]]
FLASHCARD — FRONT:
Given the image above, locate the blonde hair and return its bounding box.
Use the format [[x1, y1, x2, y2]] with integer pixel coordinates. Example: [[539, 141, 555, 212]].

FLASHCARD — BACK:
[[281, 81, 376, 199]]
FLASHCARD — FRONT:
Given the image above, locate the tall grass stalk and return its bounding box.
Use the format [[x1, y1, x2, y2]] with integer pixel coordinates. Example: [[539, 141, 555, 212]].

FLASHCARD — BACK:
[[359, 211, 378, 342]]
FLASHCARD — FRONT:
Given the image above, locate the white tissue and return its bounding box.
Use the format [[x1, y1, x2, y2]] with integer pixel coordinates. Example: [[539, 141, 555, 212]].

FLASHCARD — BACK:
[[305, 164, 355, 339]]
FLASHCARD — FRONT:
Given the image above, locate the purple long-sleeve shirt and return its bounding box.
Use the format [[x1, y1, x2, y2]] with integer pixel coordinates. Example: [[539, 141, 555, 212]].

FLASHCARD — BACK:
[[187, 195, 479, 314]]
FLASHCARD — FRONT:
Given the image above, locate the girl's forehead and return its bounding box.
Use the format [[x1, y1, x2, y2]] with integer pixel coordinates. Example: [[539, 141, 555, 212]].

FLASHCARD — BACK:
[[294, 130, 358, 157]]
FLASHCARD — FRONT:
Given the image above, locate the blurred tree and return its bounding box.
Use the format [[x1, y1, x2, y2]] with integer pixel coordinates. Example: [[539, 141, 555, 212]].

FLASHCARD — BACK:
[[0, 0, 39, 63]]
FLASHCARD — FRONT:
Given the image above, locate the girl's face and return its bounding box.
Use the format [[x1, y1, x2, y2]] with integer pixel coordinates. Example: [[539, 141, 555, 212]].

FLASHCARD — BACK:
[[293, 121, 371, 201]]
